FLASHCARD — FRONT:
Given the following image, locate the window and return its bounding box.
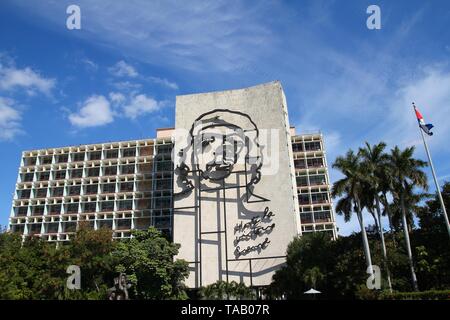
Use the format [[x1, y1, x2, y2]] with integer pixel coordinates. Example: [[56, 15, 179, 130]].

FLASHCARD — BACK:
[[87, 168, 100, 177], [101, 201, 114, 212], [116, 219, 131, 230], [37, 172, 50, 181], [156, 179, 171, 190], [88, 151, 102, 161], [18, 189, 31, 199], [23, 157, 37, 166], [292, 143, 303, 152], [54, 170, 66, 180], [29, 224, 42, 234], [98, 220, 113, 229], [300, 212, 313, 224], [32, 206, 45, 215], [311, 192, 328, 204], [154, 198, 171, 209], [156, 145, 172, 154], [294, 159, 306, 169], [85, 184, 98, 195], [117, 200, 133, 210], [102, 183, 116, 193], [51, 187, 64, 197], [299, 194, 310, 205], [307, 158, 323, 168], [105, 149, 119, 159], [47, 204, 61, 215], [46, 223, 59, 233], [70, 169, 83, 179], [314, 211, 331, 222], [119, 182, 134, 192], [83, 202, 97, 213], [22, 173, 34, 182], [41, 156, 53, 164], [66, 203, 79, 214], [56, 154, 68, 163], [156, 161, 172, 172], [304, 141, 321, 151], [139, 147, 152, 156], [296, 176, 308, 187], [120, 165, 135, 175], [16, 207, 28, 216], [72, 152, 85, 162], [309, 175, 326, 186], [35, 188, 48, 198], [61, 222, 76, 233], [122, 148, 136, 158], [104, 166, 117, 176], [68, 186, 81, 196]]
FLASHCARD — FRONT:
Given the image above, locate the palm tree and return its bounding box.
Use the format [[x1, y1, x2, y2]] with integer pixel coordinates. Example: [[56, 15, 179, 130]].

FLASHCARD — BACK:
[[388, 146, 428, 291], [358, 142, 393, 292], [303, 266, 324, 289], [332, 150, 374, 275]]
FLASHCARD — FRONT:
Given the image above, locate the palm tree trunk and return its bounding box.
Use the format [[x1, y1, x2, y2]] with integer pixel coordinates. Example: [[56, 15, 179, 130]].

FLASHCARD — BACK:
[[375, 195, 393, 293], [356, 203, 374, 275], [370, 210, 379, 233], [400, 194, 419, 291], [382, 192, 397, 248]]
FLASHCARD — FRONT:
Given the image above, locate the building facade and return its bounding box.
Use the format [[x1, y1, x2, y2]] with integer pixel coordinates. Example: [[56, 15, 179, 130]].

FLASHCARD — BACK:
[[8, 81, 337, 287]]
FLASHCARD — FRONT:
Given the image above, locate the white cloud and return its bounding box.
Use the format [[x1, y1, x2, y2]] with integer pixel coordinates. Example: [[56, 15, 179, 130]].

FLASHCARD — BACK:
[[381, 68, 450, 150], [0, 97, 22, 140], [147, 76, 178, 90], [109, 92, 126, 105], [82, 58, 98, 71], [122, 94, 160, 119], [111, 81, 142, 91], [69, 95, 114, 128], [0, 64, 55, 95], [13, 1, 274, 72], [108, 60, 138, 78]]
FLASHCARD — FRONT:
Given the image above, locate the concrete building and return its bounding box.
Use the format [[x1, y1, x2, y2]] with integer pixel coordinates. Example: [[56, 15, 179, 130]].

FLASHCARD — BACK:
[[8, 81, 337, 287]]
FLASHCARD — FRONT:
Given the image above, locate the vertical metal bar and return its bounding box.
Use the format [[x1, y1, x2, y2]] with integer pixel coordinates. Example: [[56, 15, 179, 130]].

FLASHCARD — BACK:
[[249, 258, 253, 288], [198, 180, 203, 287], [222, 179, 229, 283]]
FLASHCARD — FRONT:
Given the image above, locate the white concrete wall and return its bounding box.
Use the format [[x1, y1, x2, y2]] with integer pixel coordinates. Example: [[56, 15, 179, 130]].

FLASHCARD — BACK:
[[173, 81, 300, 288]]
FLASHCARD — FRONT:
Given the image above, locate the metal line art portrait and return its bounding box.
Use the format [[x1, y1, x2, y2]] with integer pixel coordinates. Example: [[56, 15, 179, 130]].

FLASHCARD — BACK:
[[173, 109, 283, 287]]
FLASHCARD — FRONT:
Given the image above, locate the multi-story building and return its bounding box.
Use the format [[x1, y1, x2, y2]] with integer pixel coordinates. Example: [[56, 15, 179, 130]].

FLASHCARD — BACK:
[[7, 81, 337, 287], [9, 134, 174, 242], [291, 131, 337, 238]]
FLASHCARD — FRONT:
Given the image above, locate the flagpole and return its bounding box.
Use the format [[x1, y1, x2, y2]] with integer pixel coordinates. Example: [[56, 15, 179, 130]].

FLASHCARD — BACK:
[[413, 103, 450, 238]]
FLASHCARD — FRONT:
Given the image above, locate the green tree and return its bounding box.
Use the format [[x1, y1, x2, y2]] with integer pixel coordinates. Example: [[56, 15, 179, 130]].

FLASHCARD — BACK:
[[358, 141, 393, 292], [269, 233, 335, 299], [199, 280, 255, 300], [112, 227, 189, 299], [332, 150, 374, 276], [388, 146, 428, 291]]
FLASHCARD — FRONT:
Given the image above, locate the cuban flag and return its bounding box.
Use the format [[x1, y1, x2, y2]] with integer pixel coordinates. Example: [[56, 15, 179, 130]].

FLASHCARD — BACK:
[[414, 104, 434, 136]]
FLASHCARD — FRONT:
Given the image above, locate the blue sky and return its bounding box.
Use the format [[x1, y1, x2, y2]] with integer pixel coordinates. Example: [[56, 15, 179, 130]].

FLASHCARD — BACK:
[[1, 0, 450, 235]]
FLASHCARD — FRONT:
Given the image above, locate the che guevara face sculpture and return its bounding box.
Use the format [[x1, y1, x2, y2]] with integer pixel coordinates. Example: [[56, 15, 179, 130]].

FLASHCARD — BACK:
[[174, 109, 264, 200]]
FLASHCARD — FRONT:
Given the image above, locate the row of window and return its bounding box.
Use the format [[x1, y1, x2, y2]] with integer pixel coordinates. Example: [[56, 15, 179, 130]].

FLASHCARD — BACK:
[[20, 165, 144, 182], [14, 197, 172, 216], [300, 210, 333, 224], [11, 216, 171, 235], [10, 216, 171, 234], [17, 178, 171, 199], [22, 147, 155, 166], [292, 141, 321, 153], [298, 192, 329, 205], [296, 174, 327, 187], [294, 158, 324, 169]]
